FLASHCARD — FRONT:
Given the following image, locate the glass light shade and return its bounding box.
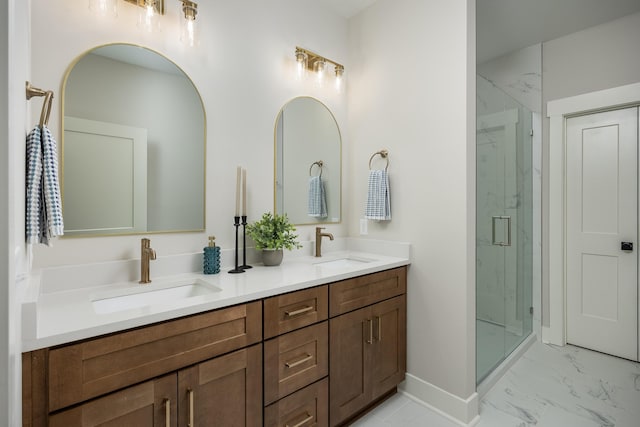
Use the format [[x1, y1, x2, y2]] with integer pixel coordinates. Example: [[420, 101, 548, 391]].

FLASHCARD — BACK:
[[180, 1, 199, 47], [295, 50, 307, 81], [138, 0, 160, 32], [89, 0, 117, 17], [181, 18, 198, 47]]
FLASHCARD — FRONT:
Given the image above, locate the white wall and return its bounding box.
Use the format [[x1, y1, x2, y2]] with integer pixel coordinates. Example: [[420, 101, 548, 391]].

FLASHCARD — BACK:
[[30, 0, 349, 268], [2, 0, 31, 424], [541, 11, 640, 327], [348, 0, 477, 422]]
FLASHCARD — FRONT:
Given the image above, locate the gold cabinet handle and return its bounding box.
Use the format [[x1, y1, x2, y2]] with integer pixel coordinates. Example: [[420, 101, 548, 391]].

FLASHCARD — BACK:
[[285, 353, 313, 368], [285, 412, 313, 427], [187, 389, 194, 427], [284, 305, 314, 317], [164, 398, 171, 427], [374, 316, 382, 342], [365, 318, 373, 344]]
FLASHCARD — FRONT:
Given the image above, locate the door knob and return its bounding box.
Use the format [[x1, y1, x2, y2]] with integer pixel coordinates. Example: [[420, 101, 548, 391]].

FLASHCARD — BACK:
[[621, 242, 633, 251]]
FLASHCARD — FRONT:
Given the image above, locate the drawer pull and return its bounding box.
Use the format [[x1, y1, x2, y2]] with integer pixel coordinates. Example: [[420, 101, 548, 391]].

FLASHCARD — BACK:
[[365, 318, 373, 344], [164, 398, 171, 427], [284, 305, 314, 317], [285, 353, 313, 368], [187, 389, 194, 427], [285, 412, 313, 427], [374, 316, 382, 341]]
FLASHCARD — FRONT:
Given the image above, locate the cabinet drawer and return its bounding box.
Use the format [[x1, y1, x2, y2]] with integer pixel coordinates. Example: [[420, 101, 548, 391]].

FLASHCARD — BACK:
[[48, 301, 262, 411], [329, 267, 406, 317], [264, 321, 328, 405], [265, 378, 328, 427], [264, 285, 328, 339]]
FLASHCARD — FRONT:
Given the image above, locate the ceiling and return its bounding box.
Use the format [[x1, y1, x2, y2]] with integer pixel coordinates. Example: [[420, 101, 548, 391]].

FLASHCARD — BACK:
[[317, 0, 640, 64], [477, 0, 640, 63], [318, 0, 378, 19]]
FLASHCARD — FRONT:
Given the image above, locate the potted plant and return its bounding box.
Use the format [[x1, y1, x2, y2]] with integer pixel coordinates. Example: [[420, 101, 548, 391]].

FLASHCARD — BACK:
[[246, 212, 302, 266]]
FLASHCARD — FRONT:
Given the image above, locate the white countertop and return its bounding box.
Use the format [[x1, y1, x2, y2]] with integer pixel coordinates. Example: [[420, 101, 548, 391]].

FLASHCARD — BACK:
[[22, 239, 410, 352]]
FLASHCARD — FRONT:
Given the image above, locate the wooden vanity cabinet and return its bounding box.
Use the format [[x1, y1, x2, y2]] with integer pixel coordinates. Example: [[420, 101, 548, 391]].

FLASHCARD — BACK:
[[23, 301, 263, 427], [23, 266, 407, 427], [329, 267, 407, 427]]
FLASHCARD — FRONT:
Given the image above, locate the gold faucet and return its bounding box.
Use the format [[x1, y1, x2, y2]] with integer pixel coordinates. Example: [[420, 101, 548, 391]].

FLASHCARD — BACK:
[[139, 238, 157, 284], [315, 227, 334, 257]]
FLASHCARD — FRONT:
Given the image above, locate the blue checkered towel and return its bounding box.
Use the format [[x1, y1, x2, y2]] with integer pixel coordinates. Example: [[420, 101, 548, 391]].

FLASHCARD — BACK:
[[26, 125, 64, 245], [308, 175, 327, 218], [365, 170, 391, 221]]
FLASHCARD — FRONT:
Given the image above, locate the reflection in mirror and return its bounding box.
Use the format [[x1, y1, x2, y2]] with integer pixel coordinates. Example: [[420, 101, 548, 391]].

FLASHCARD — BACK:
[[275, 97, 341, 225], [62, 44, 205, 236]]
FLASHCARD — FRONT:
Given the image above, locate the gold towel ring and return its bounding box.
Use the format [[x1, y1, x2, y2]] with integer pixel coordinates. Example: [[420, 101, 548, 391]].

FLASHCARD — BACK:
[[309, 160, 323, 178], [369, 150, 389, 171]]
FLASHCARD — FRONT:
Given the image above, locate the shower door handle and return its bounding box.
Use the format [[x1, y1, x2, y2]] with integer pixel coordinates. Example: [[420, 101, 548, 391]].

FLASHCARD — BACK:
[[492, 216, 512, 247]]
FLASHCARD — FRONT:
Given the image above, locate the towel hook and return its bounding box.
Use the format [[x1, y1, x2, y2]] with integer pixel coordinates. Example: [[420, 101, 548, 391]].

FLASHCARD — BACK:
[[25, 81, 54, 128], [309, 160, 323, 178], [369, 149, 389, 171]]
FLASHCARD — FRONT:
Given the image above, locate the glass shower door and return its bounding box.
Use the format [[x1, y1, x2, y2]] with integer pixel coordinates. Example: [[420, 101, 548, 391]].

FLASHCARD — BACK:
[[476, 78, 533, 384]]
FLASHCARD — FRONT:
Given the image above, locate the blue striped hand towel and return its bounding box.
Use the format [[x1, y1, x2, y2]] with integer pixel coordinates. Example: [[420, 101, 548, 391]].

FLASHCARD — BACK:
[[26, 126, 43, 244], [26, 125, 64, 245], [308, 175, 328, 218], [365, 170, 391, 221]]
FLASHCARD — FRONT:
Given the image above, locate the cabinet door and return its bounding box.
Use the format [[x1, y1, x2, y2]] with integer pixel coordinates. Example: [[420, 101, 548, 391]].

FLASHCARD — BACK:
[[329, 306, 372, 427], [370, 295, 406, 399], [178, 344, 262, 427], [49, 374, 176, 427]]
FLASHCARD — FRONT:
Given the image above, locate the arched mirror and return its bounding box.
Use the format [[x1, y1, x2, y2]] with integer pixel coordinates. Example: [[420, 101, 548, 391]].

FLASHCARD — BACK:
[[274, 97, 341, 225], [62, 43, 205, 236]]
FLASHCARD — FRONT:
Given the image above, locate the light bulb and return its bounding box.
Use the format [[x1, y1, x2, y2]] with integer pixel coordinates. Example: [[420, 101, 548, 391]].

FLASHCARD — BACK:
[[335, 65, 344, 93], [315, 59, 326, 87], [89, 0, 117, 17]]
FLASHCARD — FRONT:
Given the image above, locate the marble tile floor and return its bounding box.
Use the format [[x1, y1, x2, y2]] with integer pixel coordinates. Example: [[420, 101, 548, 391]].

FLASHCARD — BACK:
[[353, 341, 640, 426]]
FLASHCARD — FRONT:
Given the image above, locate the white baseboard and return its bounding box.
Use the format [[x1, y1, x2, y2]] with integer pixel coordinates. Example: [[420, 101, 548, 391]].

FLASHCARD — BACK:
[[400, 374, 480, 426]]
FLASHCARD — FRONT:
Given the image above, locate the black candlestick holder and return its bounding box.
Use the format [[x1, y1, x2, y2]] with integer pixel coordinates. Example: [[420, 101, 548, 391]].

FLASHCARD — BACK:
[[240, 215, 252, 270], [228, 216, 245, 274]]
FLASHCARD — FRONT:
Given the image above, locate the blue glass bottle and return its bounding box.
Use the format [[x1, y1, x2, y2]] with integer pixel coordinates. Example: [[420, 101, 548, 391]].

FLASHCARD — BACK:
[[203, 236, 220, 274]]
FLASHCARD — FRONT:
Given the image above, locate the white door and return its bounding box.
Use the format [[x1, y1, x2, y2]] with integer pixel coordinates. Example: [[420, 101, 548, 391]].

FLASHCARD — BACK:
[[64, 117, 148, 235], [566, 107, 638, 361]]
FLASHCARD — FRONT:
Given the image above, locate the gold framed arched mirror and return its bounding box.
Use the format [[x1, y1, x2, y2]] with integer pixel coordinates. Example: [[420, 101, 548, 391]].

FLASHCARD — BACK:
[[61, 43, 206, 236], [274, 97, 341, 225]]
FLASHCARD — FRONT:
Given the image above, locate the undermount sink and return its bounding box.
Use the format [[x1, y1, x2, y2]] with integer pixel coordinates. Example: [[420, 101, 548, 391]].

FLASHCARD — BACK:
[[92, 279, 221, 314], [313, 257, 373, 268]]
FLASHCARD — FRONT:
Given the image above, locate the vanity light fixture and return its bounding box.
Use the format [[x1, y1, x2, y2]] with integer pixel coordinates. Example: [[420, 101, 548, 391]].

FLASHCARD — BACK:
[[88, 0, 118, 17], [294, 47, 345, 93], [180, 1, 199, 47]]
